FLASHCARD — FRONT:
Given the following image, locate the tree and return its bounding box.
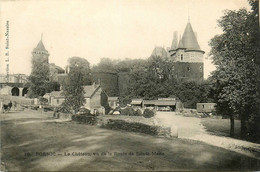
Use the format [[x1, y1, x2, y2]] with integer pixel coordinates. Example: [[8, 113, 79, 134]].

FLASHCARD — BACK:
[[91, 58, 116, 73], [62, 66, 85, 114], [27, 59, 51, 98], [68, 57, 92, 85], [209, 1, 260, 139]]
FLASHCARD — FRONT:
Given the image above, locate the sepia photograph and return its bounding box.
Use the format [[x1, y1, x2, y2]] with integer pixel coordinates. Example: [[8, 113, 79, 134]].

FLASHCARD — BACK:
[[0, 0, 259, 171]]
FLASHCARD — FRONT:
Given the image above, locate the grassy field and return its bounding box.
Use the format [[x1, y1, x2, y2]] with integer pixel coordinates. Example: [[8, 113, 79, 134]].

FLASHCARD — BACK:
[[201, 118, 241, 138]]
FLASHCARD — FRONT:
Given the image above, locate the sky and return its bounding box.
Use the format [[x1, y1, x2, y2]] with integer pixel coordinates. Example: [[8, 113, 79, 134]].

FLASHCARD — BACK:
[[0, 0, 251, 78]]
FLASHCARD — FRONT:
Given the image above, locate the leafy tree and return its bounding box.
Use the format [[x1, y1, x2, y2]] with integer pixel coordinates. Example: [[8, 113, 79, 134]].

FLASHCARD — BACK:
[[68, 57, 92, 85], [92, 58, 116, 73], [27, 60, 51, 98], [209, 1, 260, 139], [62, 66, 85, 114]]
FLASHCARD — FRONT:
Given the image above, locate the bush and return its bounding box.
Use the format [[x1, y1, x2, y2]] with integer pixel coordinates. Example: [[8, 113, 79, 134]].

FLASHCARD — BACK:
[[72, 114, 97, 125], [101, 119, 159, 135], [77, 107, 91, 115], [134, 109, 143, 116], [120, 107, 135, 116], [143, 109, 155, 118]]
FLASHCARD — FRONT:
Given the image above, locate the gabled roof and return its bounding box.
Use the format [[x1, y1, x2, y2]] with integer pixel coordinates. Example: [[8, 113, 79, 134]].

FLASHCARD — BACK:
[[108, 97, 119, 101], [47, 84, 102, 99], [35, 40, 47, 51], [83, 84, 101, 98], [181, 22, 201, 50], [49, 91, 63, 98]]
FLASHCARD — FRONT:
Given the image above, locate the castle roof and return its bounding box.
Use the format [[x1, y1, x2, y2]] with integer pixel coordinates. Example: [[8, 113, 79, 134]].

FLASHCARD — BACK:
[[177, 39, 184, 49], [35, 40, 47, 51], [151, 46, 168, 58], [181, 22, 201, 50]]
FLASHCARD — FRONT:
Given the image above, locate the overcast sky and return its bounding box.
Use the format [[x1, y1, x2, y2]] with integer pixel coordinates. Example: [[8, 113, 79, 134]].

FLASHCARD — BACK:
[[0, 0, 251, 78]]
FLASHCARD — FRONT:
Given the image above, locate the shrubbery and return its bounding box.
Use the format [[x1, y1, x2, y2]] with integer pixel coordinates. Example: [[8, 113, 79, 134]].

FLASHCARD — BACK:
[[143, 109, 155, 118], [135, 109, 143, 116], [120, 107, 135, 116], [119, 107, 143, 116], [101, 119, 159, 135], [72, 114, 97, 125]]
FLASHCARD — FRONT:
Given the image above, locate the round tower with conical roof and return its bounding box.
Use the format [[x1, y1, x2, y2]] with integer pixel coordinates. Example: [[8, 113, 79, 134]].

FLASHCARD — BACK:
[[31, 38, 49, 64], [169, 21, 204, 81]]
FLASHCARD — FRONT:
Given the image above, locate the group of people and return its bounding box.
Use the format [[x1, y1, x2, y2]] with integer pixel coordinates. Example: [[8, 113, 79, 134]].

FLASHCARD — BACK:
[[1, 101, 17, 113]]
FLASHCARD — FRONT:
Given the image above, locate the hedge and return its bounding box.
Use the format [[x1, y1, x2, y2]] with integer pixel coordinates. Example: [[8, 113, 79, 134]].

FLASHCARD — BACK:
[[101, 119, 159, 135]]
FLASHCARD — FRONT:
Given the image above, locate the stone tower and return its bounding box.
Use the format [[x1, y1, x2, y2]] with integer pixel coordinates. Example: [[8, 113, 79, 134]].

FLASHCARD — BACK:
[[31, 38, 49, 65], [169, 21, 204, 81]]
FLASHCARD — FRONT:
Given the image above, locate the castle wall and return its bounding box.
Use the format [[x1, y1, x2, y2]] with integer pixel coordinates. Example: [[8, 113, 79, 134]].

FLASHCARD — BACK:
[[118, 72, 130, 96], [172, 62, 203, 82], [174, 50, 203, 63]]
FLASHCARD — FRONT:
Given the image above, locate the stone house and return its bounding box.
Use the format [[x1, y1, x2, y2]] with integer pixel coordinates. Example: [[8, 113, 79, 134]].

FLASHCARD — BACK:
[[83, 84, 108, 114], [44, 91, 65, 107], [45, 83, 108, 114]]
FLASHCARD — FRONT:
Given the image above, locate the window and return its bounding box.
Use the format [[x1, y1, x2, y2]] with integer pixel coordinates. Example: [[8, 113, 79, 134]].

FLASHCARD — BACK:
[[187, 67, 190, 71], [181, 54, 183, 60], [199, 66, 202, 71], [202, 105, 205, 108]]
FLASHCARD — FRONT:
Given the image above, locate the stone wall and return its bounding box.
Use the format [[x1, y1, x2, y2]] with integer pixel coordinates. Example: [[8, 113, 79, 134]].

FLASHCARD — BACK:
[[172, 62, 203, 81]]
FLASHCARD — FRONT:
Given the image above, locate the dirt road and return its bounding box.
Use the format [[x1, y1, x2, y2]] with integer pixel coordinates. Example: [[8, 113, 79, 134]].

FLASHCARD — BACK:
[[156, 112, 260, 159], [1, 110, 259, 171]]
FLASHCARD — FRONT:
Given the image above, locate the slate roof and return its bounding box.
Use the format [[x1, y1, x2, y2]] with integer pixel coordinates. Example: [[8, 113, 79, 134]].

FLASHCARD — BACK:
[[35, 40, 47, 51], [151, 46, 168, 58], [181, 22, 201, 50], [83, 84, 101, 98], [177, 39, 184, 49]]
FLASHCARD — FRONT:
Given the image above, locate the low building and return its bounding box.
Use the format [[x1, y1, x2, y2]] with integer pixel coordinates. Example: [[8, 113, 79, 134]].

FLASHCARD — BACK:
[[197, 103, 216, 113], [83, 84, 108, 114], [131, 98, 183, 111], [108, 97, 119, 109], [130, 99, 143, 108], [44, 91, 65, 106], [46, 83, 108, 114]]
